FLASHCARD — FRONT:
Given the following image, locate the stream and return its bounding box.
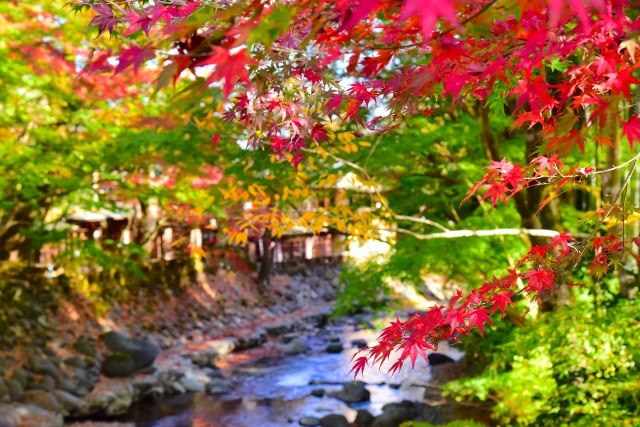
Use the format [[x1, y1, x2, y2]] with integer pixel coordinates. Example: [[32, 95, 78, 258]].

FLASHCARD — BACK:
[[113, 317, 464, 427]]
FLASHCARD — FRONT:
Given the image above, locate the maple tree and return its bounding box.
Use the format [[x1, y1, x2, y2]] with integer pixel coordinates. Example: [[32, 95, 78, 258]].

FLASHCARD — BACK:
[[76, 0, 640, 375]]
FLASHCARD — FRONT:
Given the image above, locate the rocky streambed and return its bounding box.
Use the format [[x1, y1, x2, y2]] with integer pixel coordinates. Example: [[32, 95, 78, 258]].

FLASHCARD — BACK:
[[0, 267, 476, 427], [90, 315, 467, 427]]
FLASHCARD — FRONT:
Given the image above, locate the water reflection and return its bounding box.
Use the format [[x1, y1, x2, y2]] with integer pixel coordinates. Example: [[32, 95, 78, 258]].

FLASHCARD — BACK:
[[118, 323, 462, 427]]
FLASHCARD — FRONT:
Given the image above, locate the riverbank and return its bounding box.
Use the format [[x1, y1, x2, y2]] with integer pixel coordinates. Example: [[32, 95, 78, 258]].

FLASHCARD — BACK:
[[0, 266, 341, 426]]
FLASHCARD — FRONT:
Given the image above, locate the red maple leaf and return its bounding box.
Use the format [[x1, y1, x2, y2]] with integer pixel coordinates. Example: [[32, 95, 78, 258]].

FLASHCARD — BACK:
[[524, 268, 555, 294], [491, 291, 515, 316], [466, 308, 493, 336], [622, 116, 640, 148], [401, 0, 459, 40], [197, 47, 255, 97], [548, 0, 605, 29], [551, 231, 574, 255], [532, 155, 563, 175], [326, 93, 344, 115], [90, 4, 117, 36], [311, 124, 328, 142], [341, 0, 380, 31], [115, 45, 155, 74], [399, 338, 428, 368], [349, 356, 368, 379], [123, 9, 154, 36]]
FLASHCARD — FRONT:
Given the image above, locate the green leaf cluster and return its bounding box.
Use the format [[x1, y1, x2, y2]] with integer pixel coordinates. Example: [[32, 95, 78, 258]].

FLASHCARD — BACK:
[[446, 300, 640, 426]]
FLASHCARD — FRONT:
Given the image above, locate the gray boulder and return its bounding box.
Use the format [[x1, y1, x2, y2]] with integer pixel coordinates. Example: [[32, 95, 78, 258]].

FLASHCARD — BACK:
[[351, 339, 368, 349], [101, 331, 160, 370], [310, 388, 325, 397], [280, 338, 309, 355], [102, 353, 136, 378], [205, 379, 232, 395], [299, 416, 321, 426], [0, 404, 63, 427], [79, 381, 134, 416], [5, 379, 23, 401], [10, 369, 30, 388], [27, 375, 55, 391], [206, 338, 236, 357], [355, 409, 375, 426], [326, 343, 344, 354], [23, 390, 60, 412], [180, 376, 205, 393], [63, 357, 87, 369], [372, 401, 428, 427], [52, 389, 83, 415], [335, 381, 370, 403], [74, 338, 97, 358], [28, 356, 58, 378], [187, 350, 217, 367], [320, 414, 350, 427], [0, 380, 8, 403]]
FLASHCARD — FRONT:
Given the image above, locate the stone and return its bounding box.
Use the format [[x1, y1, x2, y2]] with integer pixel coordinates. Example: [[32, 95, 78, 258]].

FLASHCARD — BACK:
[[310, 388, 325, 397], [355, 409, 375, 426], [52, 389, 83, 415], [28, 356, 58, 378], [326, 343, 343, 354], [299, 416, 321, 426], [79, 380, 134, 416], [73, 368, 96, 391], [351, 339, 368, 349], [203, 367, 224, 379], [372, 401, 427, 427], [64, 357, 87, 369], [171, 382, 186, 394], [427, 352, 455, 366], [0, 404, 63, 427], [27, 375, 56, 391], [205, 379, 232, 395], [0, 356, 16, 375], [0, 379, 8, 403], [74, 338, 97, 358], [132, 374, 160, 397], [320, 414, 350, 427], [10, 369, 30, 388], [206, 338, 236, 357], [0, 403, 19, 427], [328, 336, 341, 343], [5, 379, 23, 401], [280, 338, 309, 355], [180, 376, 205, 393], [335, 381, 370, 403], [101, 331, 160, 370], [187, 350, 217, 367], [102, 353, 136, 378], [23, 390, 60, 413]]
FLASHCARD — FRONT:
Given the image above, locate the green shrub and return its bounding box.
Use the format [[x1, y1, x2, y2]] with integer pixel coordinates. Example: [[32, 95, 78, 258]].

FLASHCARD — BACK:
[[334, 261, 390, 316], [445, 300, 640, 426], [401, 420, 486, 427]]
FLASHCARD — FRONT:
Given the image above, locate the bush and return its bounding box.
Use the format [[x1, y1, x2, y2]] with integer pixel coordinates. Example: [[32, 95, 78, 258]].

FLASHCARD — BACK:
[[333, 262, 390, 316], [445, 300, 640, 426], [402, 421, 486, 427]]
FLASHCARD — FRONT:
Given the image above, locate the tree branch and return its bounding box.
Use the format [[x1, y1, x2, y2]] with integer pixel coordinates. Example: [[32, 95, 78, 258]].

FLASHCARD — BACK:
[[394, 227, 579, 240]]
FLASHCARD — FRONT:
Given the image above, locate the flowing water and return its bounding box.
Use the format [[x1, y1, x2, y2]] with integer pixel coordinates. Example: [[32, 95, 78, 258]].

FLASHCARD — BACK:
[[115, 319, 464, 427]]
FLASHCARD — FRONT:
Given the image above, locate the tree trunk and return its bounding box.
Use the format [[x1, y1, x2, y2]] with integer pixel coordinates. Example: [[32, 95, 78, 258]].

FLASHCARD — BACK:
[[257, 229, 273, 288]]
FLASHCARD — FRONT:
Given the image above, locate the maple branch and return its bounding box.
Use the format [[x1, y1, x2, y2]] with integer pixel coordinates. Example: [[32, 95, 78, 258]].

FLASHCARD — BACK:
[[393, 214, 450, 232], [575, 153, 640, 264], [394, 227, 570, 240]]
